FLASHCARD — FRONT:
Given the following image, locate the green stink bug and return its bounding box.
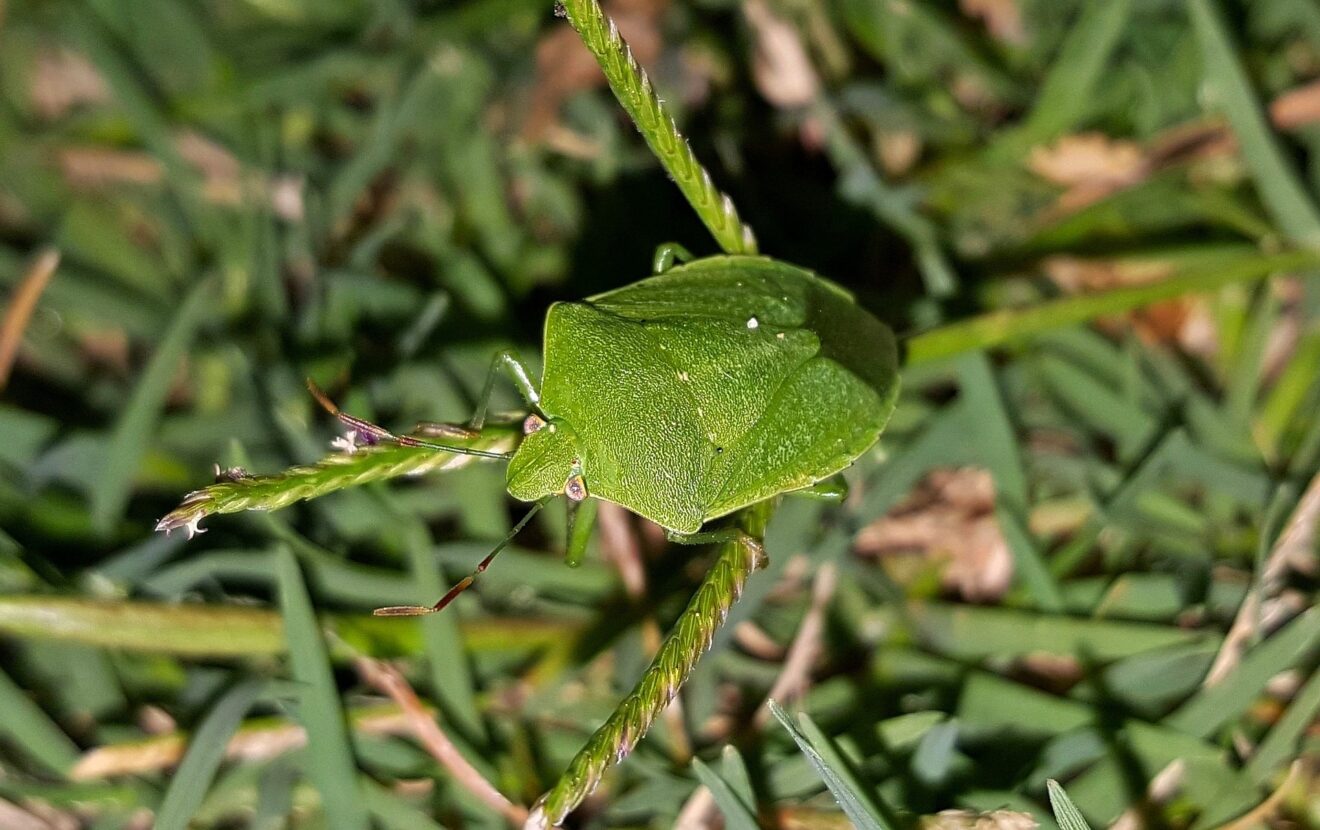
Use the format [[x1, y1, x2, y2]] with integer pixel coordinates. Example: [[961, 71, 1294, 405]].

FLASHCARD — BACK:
[[313, 251, 899, 615]]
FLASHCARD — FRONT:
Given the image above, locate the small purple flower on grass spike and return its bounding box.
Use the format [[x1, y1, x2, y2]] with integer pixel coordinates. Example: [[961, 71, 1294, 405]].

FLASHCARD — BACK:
[[331, 429, 360, 454]]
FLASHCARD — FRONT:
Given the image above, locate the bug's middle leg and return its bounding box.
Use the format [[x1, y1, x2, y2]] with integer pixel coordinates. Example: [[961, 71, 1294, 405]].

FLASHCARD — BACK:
[[652, 242, 695, 274]]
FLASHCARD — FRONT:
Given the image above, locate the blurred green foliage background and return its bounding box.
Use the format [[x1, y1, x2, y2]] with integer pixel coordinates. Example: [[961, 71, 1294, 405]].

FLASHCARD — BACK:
[[0, 0, 1318, 828]]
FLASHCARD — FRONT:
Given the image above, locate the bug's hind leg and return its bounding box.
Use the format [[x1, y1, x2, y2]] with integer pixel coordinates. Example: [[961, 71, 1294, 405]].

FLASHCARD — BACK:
[[665, 527, 767, 568], [791, 476, 849, 503]]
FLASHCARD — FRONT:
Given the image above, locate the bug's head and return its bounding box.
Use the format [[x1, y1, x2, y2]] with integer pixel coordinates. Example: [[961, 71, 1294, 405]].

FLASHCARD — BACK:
[[506, 414, 588, 503]]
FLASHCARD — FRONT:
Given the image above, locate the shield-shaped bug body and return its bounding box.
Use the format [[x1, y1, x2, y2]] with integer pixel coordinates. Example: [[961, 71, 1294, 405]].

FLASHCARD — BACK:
[[507, 255, 900, 532]]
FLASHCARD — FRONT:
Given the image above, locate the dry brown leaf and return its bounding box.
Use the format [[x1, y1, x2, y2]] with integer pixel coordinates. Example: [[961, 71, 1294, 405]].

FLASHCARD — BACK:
[[1041, 256, 1174, 293], [950, 72, 999, 115], [856, 468, 1013, 602], [743, 0, 819, 108], [57, 147, 163, 189], [135, 705, 176, 736], [269, 174, 306, 222], [176, 129, 244, 204], [175, 130, 240, 182], [30, 47, 109, 121], [960, 0, 1025, 45], [1110, 760, 1186, 830], [70, 705, 414, 780], [921, 809, 1038, 830], [0, 798, 64, 830], [1271, 78, 1320, 131], [1015, 653, 1083, 688], [1029, 133, 1146, 187], [1029, 80, 1320, 223], [877, 130, 922, 176], [733, 621, 785, 660], [1028, 132, 1148, 213], [58, 134, 303, 217], [778, 807, 854, 830], [1041, 255, 1220, 353], [0, 248, 59, 391], [522, 0, 667, 142]]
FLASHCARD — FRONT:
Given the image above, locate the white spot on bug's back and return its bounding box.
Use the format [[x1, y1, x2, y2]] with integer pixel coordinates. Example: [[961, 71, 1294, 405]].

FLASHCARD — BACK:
[[776, 332, 785, 340], [747, 316, 759, 329], [678, 370, 689, 382]]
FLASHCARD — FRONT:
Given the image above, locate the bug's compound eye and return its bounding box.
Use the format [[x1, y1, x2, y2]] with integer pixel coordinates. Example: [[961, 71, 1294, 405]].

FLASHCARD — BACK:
[[523, 413, 548, 435], [564, 473, 588, 502]]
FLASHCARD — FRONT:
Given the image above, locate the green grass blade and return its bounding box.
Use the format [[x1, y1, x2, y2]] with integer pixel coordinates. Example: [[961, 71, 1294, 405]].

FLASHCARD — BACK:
[[1046, 780, 1094, 830], [156, 678, 266, 830], [92, 277, 214, 532], [274, 546, 370, 830], [0, 596, 285, 656], [955, 354, 1027, 504], [0, 596, 576, 661], [996, 506, 1066, 612], [1224, 288, 1281, 427], [817, 103, 957, 297], [692, 756, 759, 830], [155, 425, 518, 536], [531, 502, 770, 826], [362, 780, 449, 830], [768, 700, 890, 830], [1166, 607, 1320, 737], [0, 665, 81, 775], [958, 672, 1091, 736], [403, 521, 486, 744], [908, 603, 1205, 661], [1013, 0, 1133, 148], [911, 720, 959, 786], [953, 354, 1064, 610], [1188, 0, 1320, 247], [904, 251, 1320, 365], [719, 744, 756, 807], [1244, 665, 1320, 784], [1257, 325, 1320, 456]]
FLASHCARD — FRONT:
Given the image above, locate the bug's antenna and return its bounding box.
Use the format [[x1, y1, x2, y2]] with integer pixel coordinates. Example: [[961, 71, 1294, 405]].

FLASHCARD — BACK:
[[306, 379, 513, 461], [374, 499, 550, 616]]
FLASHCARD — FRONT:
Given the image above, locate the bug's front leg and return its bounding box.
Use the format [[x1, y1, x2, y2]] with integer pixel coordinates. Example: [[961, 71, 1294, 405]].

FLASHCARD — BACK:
[[411, 349, 541, 438], [470, 349, 541, 431]]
